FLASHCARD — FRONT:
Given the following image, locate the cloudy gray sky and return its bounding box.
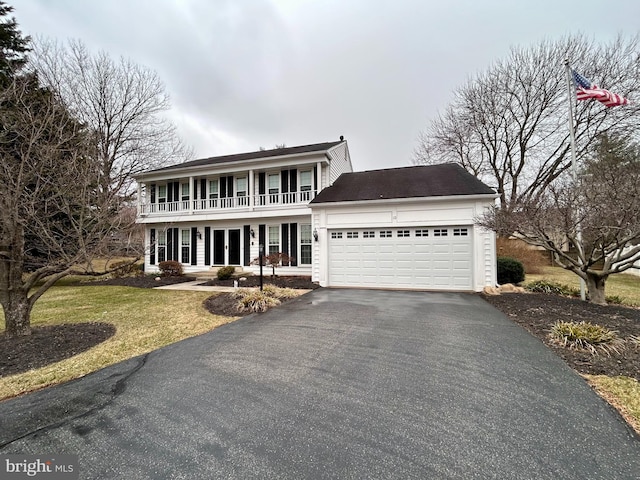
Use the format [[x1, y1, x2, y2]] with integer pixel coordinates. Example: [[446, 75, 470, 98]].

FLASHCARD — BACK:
[[14, 0, 640, 171]]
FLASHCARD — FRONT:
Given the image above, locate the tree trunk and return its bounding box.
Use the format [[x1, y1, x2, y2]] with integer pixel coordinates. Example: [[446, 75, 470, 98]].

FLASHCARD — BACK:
[[585, 272, 607, 305], [2, 289, 32, 337]]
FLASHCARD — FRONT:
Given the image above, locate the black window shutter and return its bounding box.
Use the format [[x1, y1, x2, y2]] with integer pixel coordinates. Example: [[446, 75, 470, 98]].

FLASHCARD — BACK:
[[243, 225, 251, 266], [227, 176, 234, 197], [290, 223, 298, 266], [220, 178, 227, 198], [166, 229, 173, 261], [174, 182, 180, 203], [289, 169, 297, 192], [201, 179, 206, 199], [281, 170, 289, 193], [204, 227, 211, 265], [150, 228, 156, 265], [150, 184, 156, 204], [191, 227, 198, 265], [258, 224, 266, 253], [313, 166, 318, 191], [167, 182, 173, 202], [173, 228, 179, 261], [258, 172, 266, 194], [193, 178, 198, 200], [282, 224, 289, 266]]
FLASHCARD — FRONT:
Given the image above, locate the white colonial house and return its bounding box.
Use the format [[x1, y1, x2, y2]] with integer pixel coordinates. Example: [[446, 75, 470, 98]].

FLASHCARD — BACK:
[[135, 139, 498, 291]]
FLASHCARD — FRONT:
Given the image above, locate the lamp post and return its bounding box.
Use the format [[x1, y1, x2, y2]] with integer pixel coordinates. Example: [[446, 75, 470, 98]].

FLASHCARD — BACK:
[[259, 244, 264, 291]]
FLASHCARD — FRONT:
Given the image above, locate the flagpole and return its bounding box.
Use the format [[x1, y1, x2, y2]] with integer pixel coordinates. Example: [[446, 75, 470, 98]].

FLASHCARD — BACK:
[[564, 58, 586, 301]]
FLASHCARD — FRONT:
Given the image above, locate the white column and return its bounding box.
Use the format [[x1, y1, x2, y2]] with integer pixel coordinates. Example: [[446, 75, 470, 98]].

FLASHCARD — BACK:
[[188, 176, 194, 214], [316, 161, 323, 196], [249, 169, 254, 210], [137, 182, 142, 215]]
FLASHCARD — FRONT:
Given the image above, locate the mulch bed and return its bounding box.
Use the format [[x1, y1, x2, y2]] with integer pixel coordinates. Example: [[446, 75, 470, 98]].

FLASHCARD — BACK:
[[482, 292, 640, 381], [200, 275, 319, 290], [0, 323, 116, 377]]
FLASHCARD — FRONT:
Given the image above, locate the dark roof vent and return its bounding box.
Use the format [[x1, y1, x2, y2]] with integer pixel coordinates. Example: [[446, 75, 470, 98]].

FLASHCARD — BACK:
[[339, 135, 344, 141]]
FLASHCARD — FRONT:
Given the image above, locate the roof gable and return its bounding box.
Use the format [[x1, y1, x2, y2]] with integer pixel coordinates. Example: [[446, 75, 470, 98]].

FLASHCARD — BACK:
[[311, 164, 495, 204], [141, 140, 344, 175]]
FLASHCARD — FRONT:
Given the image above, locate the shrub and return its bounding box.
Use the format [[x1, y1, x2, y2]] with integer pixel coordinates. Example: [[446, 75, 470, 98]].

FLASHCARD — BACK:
[[496, 237, 546, 274], [109, 260, 142, 278], [497, 257, 525, 285], [550, 321, 625, 356], [526, 280, 579, 297], [158, 260, 183, 277], [605, 295, 624, 305], [217, 266, 236, 280], [261, 285, 299, 299], [236, 290, 281, 313]]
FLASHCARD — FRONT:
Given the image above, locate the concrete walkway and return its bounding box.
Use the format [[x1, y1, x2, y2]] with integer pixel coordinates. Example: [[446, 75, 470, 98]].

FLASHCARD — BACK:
[[1, 290, 638, 479]]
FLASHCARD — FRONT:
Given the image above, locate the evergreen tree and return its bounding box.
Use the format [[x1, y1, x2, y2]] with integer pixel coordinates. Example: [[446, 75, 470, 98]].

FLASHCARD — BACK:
[[0, 1, 30, 80]]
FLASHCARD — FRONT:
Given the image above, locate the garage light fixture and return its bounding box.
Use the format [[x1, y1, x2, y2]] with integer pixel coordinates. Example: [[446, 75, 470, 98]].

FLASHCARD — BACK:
[[313, 228, 319, 242]]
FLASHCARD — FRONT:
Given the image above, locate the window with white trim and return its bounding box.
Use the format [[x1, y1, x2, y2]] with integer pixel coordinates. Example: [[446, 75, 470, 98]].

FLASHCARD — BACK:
[[434, 228, 448, 237], [158, 185, 167, 203], [300, 224, 312, 265], [181, 183, 190, 201], [236, 177, 247, 196], [380, 230, 392, 238], [347, 231, 358, 239], [331, 232, 343, 239], [300, 170, 312, 191], [268, 225, 280, 255], [397, 230, 410, 238], [181, 229, 190, 264], [453, 228, 468, 236], [415, 229, 429, 237], [363, 231, 375, 238], [209, 179, 219, 199], [268, 174, 279, 194]]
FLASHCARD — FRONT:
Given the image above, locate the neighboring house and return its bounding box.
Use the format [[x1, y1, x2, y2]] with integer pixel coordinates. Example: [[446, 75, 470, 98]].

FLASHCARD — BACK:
[[135, 140, 498, 291]]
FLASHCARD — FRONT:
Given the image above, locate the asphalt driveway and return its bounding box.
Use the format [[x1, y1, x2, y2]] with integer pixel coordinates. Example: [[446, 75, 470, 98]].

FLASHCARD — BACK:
[[1, 289, 638, 479]]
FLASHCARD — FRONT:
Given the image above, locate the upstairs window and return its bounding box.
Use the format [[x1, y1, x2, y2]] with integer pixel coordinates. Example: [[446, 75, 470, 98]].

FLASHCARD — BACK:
[[236, 177, 247, 197], [181, 183, 190, 201], [209, 179, 218, 199], [158, 185, 167, 203], [268, 174, 279, 194], [300, 170, 312, 192]]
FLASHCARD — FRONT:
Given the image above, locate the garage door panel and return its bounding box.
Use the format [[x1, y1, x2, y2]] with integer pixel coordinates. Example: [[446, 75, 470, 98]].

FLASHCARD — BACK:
[[328, 227, 473, 290]]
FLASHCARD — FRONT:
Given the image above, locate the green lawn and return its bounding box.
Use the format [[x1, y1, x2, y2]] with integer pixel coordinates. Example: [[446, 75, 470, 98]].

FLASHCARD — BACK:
[[0, 285, 235, 400], [525, 266, 640, 307]]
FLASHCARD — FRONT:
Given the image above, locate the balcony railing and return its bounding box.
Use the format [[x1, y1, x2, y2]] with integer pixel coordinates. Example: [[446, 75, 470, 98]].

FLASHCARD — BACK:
[[139, 190, 316, 215]]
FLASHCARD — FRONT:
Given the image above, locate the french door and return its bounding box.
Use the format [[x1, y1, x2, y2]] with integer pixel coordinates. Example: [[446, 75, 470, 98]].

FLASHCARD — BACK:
[[212, 228, 241, 265]]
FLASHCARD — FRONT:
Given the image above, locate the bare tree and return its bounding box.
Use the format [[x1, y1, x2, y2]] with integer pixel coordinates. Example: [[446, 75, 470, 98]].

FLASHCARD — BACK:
[[0, 73, 131, 337], [480, 135, 640, 304], [29, 38, 192, 199], [414, 35, 640, 210]]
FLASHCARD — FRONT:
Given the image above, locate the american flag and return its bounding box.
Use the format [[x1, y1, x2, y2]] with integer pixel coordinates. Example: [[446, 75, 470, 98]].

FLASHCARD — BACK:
[[572, 70, 629, 107]]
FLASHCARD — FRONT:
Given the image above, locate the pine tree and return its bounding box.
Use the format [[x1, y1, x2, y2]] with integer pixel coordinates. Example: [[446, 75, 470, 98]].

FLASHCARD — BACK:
[[0, 1, 30, 80]]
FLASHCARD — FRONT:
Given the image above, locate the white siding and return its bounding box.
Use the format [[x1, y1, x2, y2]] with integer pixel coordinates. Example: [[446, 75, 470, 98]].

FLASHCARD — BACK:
[[328, 142, 353, 184]]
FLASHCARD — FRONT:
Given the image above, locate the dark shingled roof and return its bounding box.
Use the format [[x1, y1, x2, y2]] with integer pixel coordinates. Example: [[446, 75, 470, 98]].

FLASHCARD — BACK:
[[310, 163, 496, 204], [142, 140, 344, 175]]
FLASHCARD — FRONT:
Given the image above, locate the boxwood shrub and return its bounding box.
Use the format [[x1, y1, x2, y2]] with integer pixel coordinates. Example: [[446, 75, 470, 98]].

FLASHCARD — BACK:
[[497, 256, 525, 285]]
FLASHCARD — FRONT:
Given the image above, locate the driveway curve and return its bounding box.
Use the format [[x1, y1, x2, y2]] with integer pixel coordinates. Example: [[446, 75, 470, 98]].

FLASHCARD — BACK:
[[1, 289, 638, 479]]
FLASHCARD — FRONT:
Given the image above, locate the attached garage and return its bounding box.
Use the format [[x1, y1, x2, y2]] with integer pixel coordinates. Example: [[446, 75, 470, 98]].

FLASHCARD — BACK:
[[327, 226, 473, 290], [310, 164, 498, 292]]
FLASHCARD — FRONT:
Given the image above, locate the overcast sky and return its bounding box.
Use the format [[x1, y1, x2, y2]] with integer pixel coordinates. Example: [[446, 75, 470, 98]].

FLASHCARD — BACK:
[[14, 0, 640, 171]]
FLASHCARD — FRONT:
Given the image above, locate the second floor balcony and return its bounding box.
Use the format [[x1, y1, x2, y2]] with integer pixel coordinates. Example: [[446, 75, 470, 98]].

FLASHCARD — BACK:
[[139, 189, 316, 215]]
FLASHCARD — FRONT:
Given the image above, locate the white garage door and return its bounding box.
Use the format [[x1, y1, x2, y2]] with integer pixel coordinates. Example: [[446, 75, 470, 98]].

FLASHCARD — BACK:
[[328, 226, 473, 290]]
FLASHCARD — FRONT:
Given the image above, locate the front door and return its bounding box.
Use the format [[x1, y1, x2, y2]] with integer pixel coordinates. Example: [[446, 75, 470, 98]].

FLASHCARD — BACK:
[[212, 228, 242, 265]]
